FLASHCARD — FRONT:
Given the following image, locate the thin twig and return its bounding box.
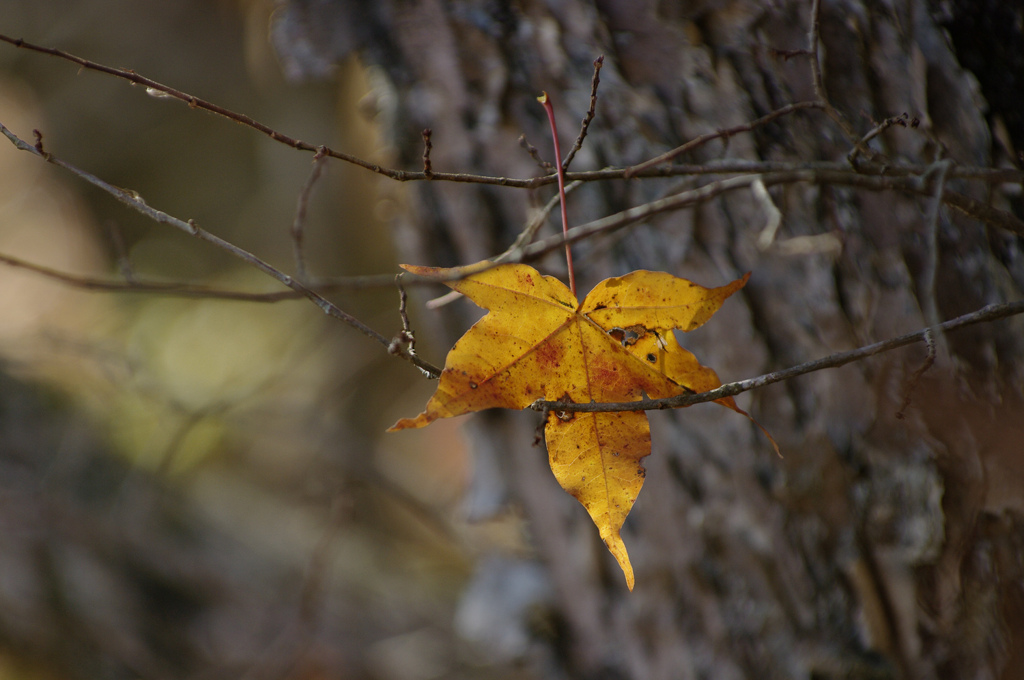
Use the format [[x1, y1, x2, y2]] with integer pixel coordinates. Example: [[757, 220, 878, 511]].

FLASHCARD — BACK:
[[895, 331, 935, 419], [0, 33, 548, 188], [3, 134, 1022, 316], [3, 32, 1022, 194], [497, 180, 583, 263], [388, 273, 418, 359], [529, 298, 1024, 413], [422, 128, 433, 177], [625, 101, 827, 176], [397, 274, 412, 336], [104, 220, 136, 283], [424, 180, 582, 309], [0, 248, 466, 301], [918, 159, 952, 340], [399, 165, 1024, 292], [808, 0, 827, 103], [291, 146, 328, 281], [0, 121, 442, 379], [5, 33, 1024, 192], [896, 158, 952, 416], [940, 190, 1024, 238], [562, 55, 604, 171], [0, 251, 309, 300], [805, 0, 865, 154], [512, 169, 1024, 268], [768, 47, 814, 60], [29, 158, 1015, 304], [519, 134, 554, 172], [847, 113, 908, 165]]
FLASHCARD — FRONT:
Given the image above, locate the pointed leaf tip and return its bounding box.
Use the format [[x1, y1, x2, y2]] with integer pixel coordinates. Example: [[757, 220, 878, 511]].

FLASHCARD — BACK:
[[603, 528, 635, 591]]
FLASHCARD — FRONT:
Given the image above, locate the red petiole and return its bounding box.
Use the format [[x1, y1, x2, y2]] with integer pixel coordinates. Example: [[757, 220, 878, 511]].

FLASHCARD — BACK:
[[538, 91, 576, 298]]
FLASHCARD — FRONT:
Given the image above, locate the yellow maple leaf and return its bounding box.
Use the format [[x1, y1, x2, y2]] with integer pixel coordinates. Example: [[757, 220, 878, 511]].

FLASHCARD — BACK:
[[390, 262, 751, 589]]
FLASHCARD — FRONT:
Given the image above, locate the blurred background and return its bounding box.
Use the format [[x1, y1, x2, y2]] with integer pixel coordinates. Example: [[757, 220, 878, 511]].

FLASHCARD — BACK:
[[4, 1, 1024, 679], [0, 2, 507, 678]]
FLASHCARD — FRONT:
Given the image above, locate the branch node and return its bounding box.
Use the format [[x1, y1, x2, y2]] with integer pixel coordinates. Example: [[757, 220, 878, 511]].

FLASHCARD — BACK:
[[519, 134, 554, 172], [390, 273, 418, 357]]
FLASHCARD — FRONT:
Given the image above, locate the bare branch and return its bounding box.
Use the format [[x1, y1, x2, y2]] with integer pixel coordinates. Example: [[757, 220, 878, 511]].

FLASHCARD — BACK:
[[847, 113, 909, 164], [3, 33, 1022, 195], [0, 251, 311, 301], [0, 121, 442, 378], [529, 298, 1024, 414], [918, 160, 952, 340], [562, 55, 604, 171], [398, 166, 1024, 292], [896, 158, 953, 417], [0, 248, 474, 303], [513, 169, 1024, 267], [805, 0, 867, 154], [5, 33, 1024, 199], [0, 33, 540, 187], [291, 146, 329, 281], [625, 101, 827, 176], [518, 134, 554, 172], [497, 180, 583, 263]]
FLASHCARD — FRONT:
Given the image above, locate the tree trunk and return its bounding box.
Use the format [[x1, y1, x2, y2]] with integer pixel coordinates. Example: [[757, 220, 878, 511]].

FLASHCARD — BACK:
[[276, 0, 1024, 678]]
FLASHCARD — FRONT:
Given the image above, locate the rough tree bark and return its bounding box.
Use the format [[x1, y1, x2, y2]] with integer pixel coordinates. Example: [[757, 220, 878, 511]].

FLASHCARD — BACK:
[[274, 1, 1024, 678]]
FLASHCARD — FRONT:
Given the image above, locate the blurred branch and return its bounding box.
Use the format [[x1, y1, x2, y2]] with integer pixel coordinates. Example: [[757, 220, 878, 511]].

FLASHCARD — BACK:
[[0, 250, 461, 299], [0, 251, 308, 300], [0, 122, 442, 378], [290, 146, 329, 282]]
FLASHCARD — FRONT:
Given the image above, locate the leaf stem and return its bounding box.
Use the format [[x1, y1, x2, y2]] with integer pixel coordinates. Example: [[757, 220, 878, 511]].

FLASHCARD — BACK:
[[538, 91, 577, 298]]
